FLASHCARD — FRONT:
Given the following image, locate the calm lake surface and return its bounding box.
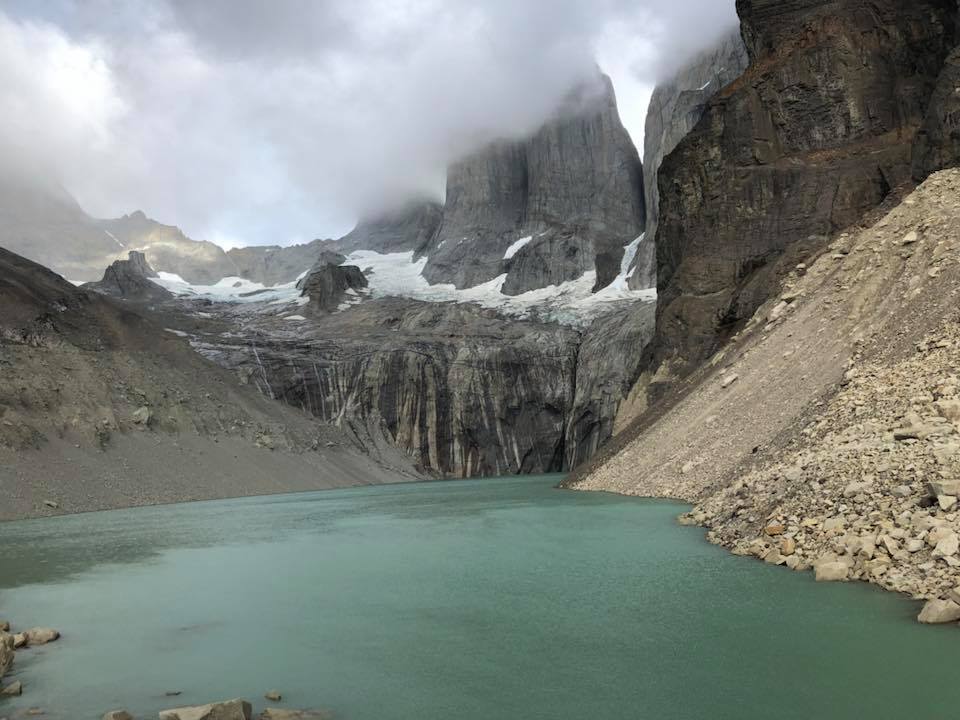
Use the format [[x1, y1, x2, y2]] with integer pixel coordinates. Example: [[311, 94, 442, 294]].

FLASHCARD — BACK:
[[1, 475, 959, 719]]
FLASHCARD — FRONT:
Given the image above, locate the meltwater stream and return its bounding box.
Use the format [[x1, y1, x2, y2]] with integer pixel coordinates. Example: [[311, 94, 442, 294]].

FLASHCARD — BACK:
[[1, 475, 960, 719]]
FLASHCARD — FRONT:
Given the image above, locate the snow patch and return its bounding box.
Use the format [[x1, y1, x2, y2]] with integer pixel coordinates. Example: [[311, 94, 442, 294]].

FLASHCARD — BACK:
[[503, 236, 533, 260], [342, 239, 655, 327], [152, 272, 304, 305]]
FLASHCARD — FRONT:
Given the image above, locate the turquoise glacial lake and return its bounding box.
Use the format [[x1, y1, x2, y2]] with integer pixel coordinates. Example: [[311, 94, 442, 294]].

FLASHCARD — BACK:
[[1, 475, 959, 719]]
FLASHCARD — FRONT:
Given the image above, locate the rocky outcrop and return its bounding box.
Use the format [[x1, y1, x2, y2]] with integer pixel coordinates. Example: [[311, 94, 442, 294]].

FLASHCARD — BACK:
[[628, 30, 748, 290], [422, 73, 644, 294], [335, 201, 443, 256], [649, 0, 957, 393], [85, 251, 172, 302], [913, 47, 960, 181], [298, 264, 368, 312]]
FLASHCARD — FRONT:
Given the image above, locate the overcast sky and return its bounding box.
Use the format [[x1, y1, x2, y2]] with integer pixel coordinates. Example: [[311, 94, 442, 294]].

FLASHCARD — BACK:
[[0, 0, 738, 247]]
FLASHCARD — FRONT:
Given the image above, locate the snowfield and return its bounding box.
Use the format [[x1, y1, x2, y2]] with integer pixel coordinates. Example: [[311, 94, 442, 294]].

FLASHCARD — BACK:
[[150, 235, 655, 327]]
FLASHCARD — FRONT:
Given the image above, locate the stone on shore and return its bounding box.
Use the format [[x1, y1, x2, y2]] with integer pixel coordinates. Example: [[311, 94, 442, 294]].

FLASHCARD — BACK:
[[1, 681, 22, 696], [0, 633, 13, 677], [918, 598, 960, 624], [12, 633, 27, 649], [814, 556, 850, 582], [0, 621, 8, 632], [932, 532, 959, 559], [23, 628, 59, 646], [259, 710, 333, 720], [159, 699, 252, 720], [103, 711, 134, 720]]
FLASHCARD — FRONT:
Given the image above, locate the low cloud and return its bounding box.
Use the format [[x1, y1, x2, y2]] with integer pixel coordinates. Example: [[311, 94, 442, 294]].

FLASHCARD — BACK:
[[0, 0, 738, 245]]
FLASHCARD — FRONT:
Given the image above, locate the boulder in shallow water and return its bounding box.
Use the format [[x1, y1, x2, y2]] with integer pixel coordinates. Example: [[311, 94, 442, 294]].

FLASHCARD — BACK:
[[12, 633, 27, 648], [103, 711, 134, 720], [23, 628, 59, 645], [259, 710, 334, 720], [1, 680, 22, 696], [264, 691, 282, 702], [159, 699, 252, 720], [918, 598, 960, 624]]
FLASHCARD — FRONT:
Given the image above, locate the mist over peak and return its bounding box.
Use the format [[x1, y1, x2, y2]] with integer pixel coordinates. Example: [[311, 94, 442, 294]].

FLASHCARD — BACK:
[[0, 0, 737, 248]]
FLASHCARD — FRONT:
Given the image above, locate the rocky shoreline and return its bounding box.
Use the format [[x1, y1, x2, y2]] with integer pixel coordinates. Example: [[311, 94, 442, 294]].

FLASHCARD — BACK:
[[0, 620, 332, 719], [574, 169, 960, 628], [1, 621, 61, 713]]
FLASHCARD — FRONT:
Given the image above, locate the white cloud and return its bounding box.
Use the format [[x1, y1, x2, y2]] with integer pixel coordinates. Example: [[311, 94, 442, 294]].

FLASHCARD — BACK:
[[0, 1, 738, 247]]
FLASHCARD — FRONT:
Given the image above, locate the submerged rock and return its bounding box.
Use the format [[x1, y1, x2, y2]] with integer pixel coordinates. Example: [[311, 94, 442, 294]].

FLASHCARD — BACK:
[[23, 628, 59, 645], [102, 711, 134, 720]]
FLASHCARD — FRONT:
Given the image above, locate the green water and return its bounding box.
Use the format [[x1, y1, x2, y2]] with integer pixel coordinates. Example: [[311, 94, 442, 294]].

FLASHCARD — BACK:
[[0, 476, 958, 719]]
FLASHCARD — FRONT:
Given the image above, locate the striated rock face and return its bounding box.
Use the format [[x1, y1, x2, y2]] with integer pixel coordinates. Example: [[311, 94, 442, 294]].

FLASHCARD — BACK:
[[628, 30, 748, 290], [85, 251, 172, 302], [298, 264, 368, 312], [422, 74, 644, 294], [199, 296, 655, 478], [564, 305, 656, 468], [914, 47, 960, 181], [650, 0, 957, 391]]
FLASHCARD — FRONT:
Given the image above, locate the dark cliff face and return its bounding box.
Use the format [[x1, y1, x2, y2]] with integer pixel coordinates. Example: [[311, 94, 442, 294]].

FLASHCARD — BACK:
[[422, 74, 644, 294], [197, 295, 655, 478], [914, 47, 960, 181], [650, 0, 957, 390], [629, 30, 748, 290]]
